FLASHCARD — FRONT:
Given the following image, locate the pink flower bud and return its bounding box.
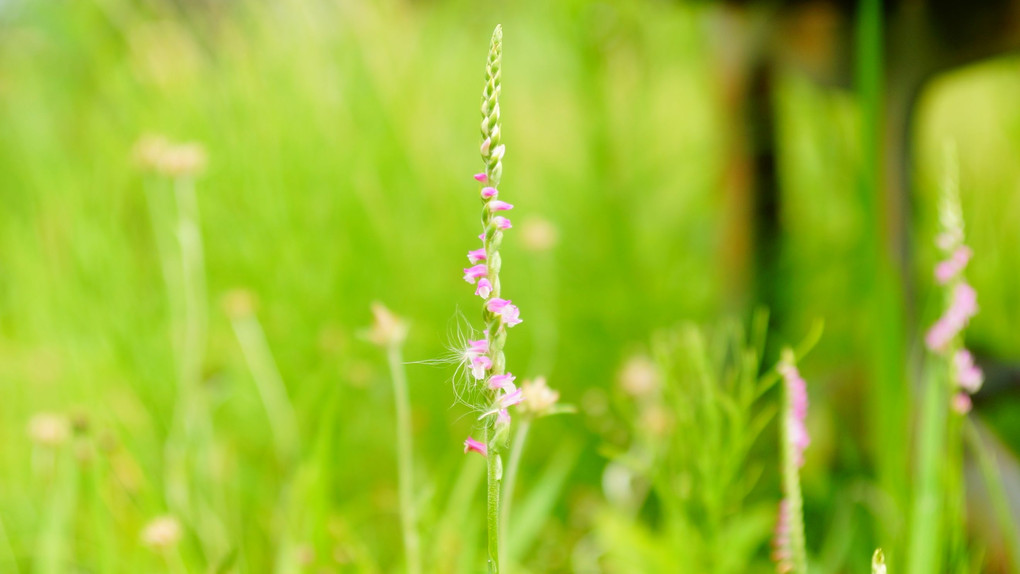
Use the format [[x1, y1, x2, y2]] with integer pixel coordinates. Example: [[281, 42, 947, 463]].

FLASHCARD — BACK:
[[493, 216, 512, 230], [485, 298, 522, 327], [467, 339, 488, 355], [496, 409, 511, 425], [473, 173, 488, 182], [462, 264, 488, 284], [934, 246, 972, 285], [488, 200, 514, 212], [952, 392, 972, 414], [488, 373, 516, 391], [475, 278, 493, 298], [468, 248, 487, 264], [481, 187, 498, 199], [471, 356, 493, 380], [953, 349, 984, 393], [498, 388, 524, 409], [463, 437, 487, 456]]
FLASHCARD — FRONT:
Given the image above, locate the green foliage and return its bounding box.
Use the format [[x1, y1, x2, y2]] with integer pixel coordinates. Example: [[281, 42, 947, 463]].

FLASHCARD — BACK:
[[0, 0, 1019, 571], [595, 316, 781, 573]]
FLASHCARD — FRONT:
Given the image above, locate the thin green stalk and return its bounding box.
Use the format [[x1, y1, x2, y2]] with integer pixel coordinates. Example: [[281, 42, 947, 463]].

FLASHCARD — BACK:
[[386, 342, 421, 574], [486, 424, 502, 574], [905, 365, 947, 574], [230, 313, 300, 464], [782, 404, 808, 574], [164, 548, 189, 574], [174, 177, 207, 395], [0, 513, 18, 574], [499, 417, 531, 561], [964, 421, 1020, 573], [943, 410, 966, 570]]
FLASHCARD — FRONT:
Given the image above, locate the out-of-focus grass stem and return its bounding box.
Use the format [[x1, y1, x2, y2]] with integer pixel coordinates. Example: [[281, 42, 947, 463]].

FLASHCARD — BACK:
[[486, 423, 502, 574], [499, 416, 531, 562], [174, 176, 207, 395], [905, 363, 946, 574], [228, 308, 299, 463], [385, 340, 421, 574], [965, 421, 1020, 573], [0, 515, 18, 574]]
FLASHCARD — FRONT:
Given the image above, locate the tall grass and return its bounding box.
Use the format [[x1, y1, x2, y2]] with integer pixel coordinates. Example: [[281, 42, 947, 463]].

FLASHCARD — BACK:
[[0, 0, 1018, 571]]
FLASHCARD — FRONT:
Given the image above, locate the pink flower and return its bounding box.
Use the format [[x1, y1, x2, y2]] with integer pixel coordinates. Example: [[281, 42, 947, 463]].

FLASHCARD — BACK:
[[471, 355, 493, 380], [937, 230, 962, 251], [953, 349, 984, 393], [475, 278, 493, 298], [488, 200, 514, 212], [493, 216, 512, 230], [485, 298, 522, 327], [463, 264, 488, 284], [468, 248, 487, 264], [935, 246, 972, 285], [488, 373, 516, 391], [496, 409, 511, 425], [473, 173, 488, 182], [467, 338, 488, 355], [779, 363, 810, 468], [498, 387, 524, 409], [952, 392, 972, 414], [481, 187, 498, 199], [463, 437, 487, 456], [772, 500, 793, 572], [925, 282, 978, 351]]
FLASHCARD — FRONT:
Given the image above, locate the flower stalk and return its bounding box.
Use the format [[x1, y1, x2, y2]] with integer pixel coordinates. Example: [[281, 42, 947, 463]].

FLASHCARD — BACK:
[[908, 143, 980, 574], [774, 350, 808, 574], [364, 303, 419, 574], [457, 24, 525, 574]]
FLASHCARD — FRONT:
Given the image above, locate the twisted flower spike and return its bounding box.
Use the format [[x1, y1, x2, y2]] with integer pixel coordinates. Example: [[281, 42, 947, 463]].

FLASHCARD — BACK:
[[773, 350, 808, 574], [925, 143, 982, 412], [457, 25, 523, 574]]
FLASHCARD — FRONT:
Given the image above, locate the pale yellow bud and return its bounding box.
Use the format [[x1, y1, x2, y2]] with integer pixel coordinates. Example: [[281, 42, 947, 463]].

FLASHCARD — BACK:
[[27, 413, 70, 447], [222, 288, 257, 319], [618, 355, 660, 398], [140, 516, 181, 551], [520, 376, 560, 415], [520, 217, 559, 252], [364, 302, 408, 347]]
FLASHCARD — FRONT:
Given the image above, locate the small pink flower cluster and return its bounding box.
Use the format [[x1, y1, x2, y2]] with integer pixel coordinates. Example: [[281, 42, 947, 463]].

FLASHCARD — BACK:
[[779, 362, 810, 468], [462, 172, 525, 456], [926, 232, 983, 414], [924, 282, 977, 352], [772, 499, 794, 574]]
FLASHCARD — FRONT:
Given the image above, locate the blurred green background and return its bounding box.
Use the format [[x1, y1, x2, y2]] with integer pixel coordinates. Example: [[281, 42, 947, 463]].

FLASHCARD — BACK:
[[1, 0, 1019, 571]]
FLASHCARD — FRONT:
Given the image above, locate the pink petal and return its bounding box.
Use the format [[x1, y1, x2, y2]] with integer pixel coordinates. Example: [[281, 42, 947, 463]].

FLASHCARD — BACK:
[[488, 373, 516, 391], [475, 278, 492, 298], [468, 248, 487, 264], [463, 437, 487, 456]]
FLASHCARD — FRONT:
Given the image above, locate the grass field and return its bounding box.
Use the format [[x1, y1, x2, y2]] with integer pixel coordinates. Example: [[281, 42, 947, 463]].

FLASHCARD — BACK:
[[1, 0, 1019, 572]]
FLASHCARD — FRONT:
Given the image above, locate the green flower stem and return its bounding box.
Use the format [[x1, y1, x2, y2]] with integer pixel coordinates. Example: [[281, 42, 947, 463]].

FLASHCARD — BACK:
[[230, 312, 300, 464], [174, 177, 207, 396], [905, 361, 947, 574], [486, 425, 502, 574], [782, 408, 808, 574], [499, 417, 531, 563], [386, 342, 421, 574], [964, 420, 1020, 572], [479, 24, 505, 574]]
